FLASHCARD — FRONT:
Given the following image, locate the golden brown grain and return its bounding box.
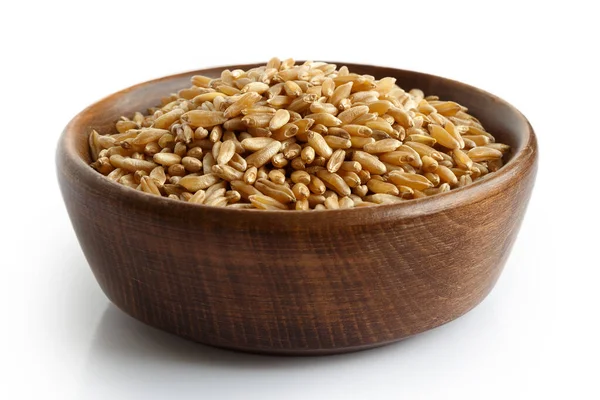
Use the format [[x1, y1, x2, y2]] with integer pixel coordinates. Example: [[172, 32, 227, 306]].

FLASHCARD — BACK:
[[109, 154, 156, 173], [188, 189, 206, 204], [467, 147, 503, 162], [268, 109, 290, 131], [148, 166, 166, 187], [353, 184, 369, 197], [306, 131, 333, 158], [255, 179, 296, 204], [308, 175, 326, 195], [153, 152, 182, 167], [421, 155, 439, 173], [282, 142, 302, 159], [308, 123, 328, 136], [367, 179, 400, 195], [140, 176, 162, 196], [248, 194, 287, 210], [352, 151, 386, 175], [436, 165, 459, 186], [357, 169, 371, 184], [268, 169, 286, 185], [340, 161, 362, 173], [338, 170, 361, 188], [107, 167, 127, 182], [167, 163, 186, 177], [91, 59, 508, 209], [292, 182, 310, 200], [338, 196, 354, 209], [212, 164, 244, 181], [363, 138, 402, 154], [291, 170, 311, 185], [487, 158, 504, 172], [271, 123, 298, 141], [205, 182, 227, 201], [428, 124, 460, 150], [245, 141, 282, 168], [179, 173, 220, 192], [387, 171, 434, 191], [365, 193, 404, 204], [326, 149, 346, 173], [225, 152, 245, 172], [316, 170, 351, 197], [181, 110, 228, 128]]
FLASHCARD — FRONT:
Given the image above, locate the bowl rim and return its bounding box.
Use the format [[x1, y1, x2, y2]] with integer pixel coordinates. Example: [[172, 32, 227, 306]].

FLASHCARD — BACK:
[[58, 62, 538, 221]]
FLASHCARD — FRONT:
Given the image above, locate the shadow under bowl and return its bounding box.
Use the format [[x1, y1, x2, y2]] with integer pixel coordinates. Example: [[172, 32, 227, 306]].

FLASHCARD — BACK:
[[57, 62, 538, 355]]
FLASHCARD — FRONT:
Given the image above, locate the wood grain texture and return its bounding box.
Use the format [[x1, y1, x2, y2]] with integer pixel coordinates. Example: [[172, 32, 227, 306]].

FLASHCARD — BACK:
[[56, 63, 538, 355]]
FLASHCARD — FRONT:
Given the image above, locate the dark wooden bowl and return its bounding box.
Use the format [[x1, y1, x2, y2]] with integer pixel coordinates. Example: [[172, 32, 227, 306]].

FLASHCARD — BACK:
[[57, 62, 538, 355]]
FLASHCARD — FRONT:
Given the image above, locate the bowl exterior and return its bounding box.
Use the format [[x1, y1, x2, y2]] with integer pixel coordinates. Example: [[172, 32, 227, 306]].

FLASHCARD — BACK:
[[57, 64, 538, 354]]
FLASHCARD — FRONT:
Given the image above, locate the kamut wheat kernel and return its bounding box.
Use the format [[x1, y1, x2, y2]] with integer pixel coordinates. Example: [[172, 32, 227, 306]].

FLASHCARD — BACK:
[[90, 59, 509, 209]]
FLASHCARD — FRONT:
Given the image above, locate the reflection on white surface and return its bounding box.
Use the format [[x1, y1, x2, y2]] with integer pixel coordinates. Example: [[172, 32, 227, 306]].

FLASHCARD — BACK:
[[77, 297, 497, 399], [79, 305, 434, 399]]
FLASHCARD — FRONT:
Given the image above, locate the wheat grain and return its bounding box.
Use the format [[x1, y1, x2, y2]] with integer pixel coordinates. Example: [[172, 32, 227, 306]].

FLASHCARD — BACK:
[[316, 170, 351, 197], [484, 143, 511, 153], [167, 163, 186, 177], [428, 124, 460, 150], [357, 169, 371, 184], [212, 164, 244, 181], [271, 123, 298, 141], [338, 170, 361, 188], [307, 131, 332, 158], [326, 149, 346, 173], [188, 189, 206, 204], [291, 170, 311, 185], [254, 179, 296, 204], [308, 175, 326, 195], [363, 138, 402, 154], [352, 151, 386, 174], [292, 182, 310, 200], [107, 167, 126, 182], [467, 147, 503, 162], [181, 110, 228, 128], [245, 141, 282, 168], [367, 179, 400, 195], [365, 193, 404, 204], [387, 171, 434, 191], [228, 153, 247, 172], [153, 152, 182, 167], [178, 173, 220, 192], [436, 165, 458, 186], [109, 154, 156, 173], [463, 134, 490, 146], [91, 59, 508, 209], [268, 169, 286, 185], [487, 158, 504, 172], [149, 166, 167, 188], [216, 140, 236, 165], [140, 176, 162, 196]]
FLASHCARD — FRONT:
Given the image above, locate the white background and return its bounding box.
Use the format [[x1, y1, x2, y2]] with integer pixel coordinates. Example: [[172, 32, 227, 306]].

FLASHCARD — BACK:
[[2, 1, 599, 399]]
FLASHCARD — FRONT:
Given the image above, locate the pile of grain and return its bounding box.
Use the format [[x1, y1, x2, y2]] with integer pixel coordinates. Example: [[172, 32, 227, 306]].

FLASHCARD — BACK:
[[89, 58, 509, 210]]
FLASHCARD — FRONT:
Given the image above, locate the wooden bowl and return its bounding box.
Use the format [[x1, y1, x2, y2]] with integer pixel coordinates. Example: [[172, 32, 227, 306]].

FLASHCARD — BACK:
[[57, 62, 538, 355]]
